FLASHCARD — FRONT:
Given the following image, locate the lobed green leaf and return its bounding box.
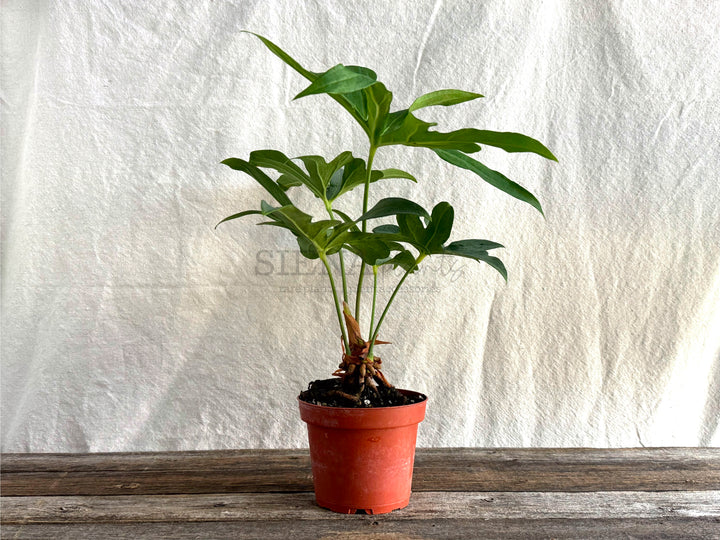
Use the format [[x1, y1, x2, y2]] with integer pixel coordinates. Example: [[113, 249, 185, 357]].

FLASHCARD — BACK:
[[423, 202, 454, 251], [242, 31, 318, 80], [409, 89, 483, 112], [363, 82, 394, 141], [378, 113, 482, 153], [243, 32, 370, 136], [214, 209, 264, 229], [294, 64, 377, 100], [376, 249, 418, 272], [221, 158, 292, 207], [397, 214, 426, 246], [440, 241, 507, 281], [433, 149, 544, 216], [376, 168, 417, 183], [249, 150, 309, 181], [444, 239, 504, 255], [467, 130, 557, 161], [357, 197, 430, 222], [373, 224, 401, 234], [341, 232, 392, 266]]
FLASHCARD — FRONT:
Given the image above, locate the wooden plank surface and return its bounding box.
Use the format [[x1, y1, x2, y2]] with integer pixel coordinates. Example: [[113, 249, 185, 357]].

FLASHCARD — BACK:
[[2, 492, 719, 539], [4, 491, 720, 523], [3, 518, 720, 540], [2, 448, 719, 539], [3, 447, 719, 496]]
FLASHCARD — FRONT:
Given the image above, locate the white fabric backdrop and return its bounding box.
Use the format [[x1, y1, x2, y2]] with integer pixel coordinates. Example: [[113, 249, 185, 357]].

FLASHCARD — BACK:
[[2, 0, 719, 451]]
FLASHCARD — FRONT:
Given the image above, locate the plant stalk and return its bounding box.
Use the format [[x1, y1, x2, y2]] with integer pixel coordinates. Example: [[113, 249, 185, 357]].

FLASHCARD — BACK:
[[325, 203, 348, 303], [320, 253, 350, 353], [354, 144, 377, 322], [368, 265, 379, 339]]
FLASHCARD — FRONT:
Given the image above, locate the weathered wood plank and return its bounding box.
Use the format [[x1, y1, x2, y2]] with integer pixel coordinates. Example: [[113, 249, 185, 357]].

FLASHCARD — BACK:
[[413, 447, 720, 492], [0, 450, 313, 496], [2, 448, 719, 496], [3, 517, 720, 540], [3, 491, 719, 524], [5, 447, 718, 473], [0, 449, 310, 473]]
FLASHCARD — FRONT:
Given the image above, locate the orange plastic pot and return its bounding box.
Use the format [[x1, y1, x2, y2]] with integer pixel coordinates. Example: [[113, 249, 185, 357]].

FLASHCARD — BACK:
[[298, 390, 427, 514]]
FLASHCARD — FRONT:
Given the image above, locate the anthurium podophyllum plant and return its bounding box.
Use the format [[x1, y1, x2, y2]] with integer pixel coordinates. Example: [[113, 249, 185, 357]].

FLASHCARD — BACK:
[[218, 32, 557, 407]]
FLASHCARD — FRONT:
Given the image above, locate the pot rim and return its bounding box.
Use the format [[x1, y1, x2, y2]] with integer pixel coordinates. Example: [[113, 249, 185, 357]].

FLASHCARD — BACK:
[[297, 388, 428, 412]]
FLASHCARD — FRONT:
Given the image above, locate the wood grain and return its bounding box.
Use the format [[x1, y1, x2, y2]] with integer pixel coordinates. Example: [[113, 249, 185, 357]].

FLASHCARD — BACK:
[[3, 448, 718, 496], [2, 448, 719, 539], [3, 518, 720, 540], [3, 491, 720, 524]]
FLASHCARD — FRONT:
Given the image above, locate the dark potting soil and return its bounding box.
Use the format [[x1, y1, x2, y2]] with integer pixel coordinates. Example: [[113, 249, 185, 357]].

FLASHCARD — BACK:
[[298, 378, 425, 408]]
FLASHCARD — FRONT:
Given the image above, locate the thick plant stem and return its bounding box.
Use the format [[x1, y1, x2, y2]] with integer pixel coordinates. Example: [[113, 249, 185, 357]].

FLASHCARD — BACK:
[[367, 255, 425, 360], [325, 203, 348, 303], [338, 252, 349, 304], [368, 266, 379, 340], [354, 144, 377, 322], [320, 254, 350, 353]]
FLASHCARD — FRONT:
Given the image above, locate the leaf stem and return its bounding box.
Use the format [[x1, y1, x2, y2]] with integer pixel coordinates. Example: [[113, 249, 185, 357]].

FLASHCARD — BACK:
[[325, 203, 348, 303], [368, 265, 379, 339], [320, 253, 350, 353], [354, 144, 377, 322], [367, 254, 425, 360]]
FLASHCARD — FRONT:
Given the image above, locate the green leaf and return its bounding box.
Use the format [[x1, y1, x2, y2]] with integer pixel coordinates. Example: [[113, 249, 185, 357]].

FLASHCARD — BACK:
[[342, 232, 392, 266], [397, 214, 426, 246], [214, 209, 264, 229], [375, 168, 417, 183], [323, 220, 360, 251], [342, 89, 368, 121], [299, 152, 354, 198], [378, 113, 481, 152], [377, 249, 418, 272], [357, 197, 430, 222], [440, 241, 507, 281], [249, 149, 318, 195], [261, 202, 336, 250], [261, 201, 312, 232], [378, 112, 556, 162], [423, 202, 454, 251], [256, 201, 316, 242], [364, 82, 394, 141], [325, 161, 415, 202], [477, 254, 507, 281], [249, 150, 309, 182], [260, 200, 279, 214], [325, 158, 365, 200], [444, 239, 504, 255], [308, 219, 343, 242], [409, 89, 483, 112], [380, 109, 410, 136], [468, 130, 557, 161], [294, 64, 377, 100], [221, 158, 292, 207], [277, 173, 303, 190], [243, 32, 369, 135], [242, 31, 318, 80], [296, 236, 320, 259], [331, 208, 360, 232], [433, 149, 544, 216], [297, 156, 335, 197], [373, 224, 400, 234]]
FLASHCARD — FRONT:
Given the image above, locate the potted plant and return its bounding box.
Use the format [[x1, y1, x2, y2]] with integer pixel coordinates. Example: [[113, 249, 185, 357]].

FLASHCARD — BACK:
[[217, 32, 557, 514]]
